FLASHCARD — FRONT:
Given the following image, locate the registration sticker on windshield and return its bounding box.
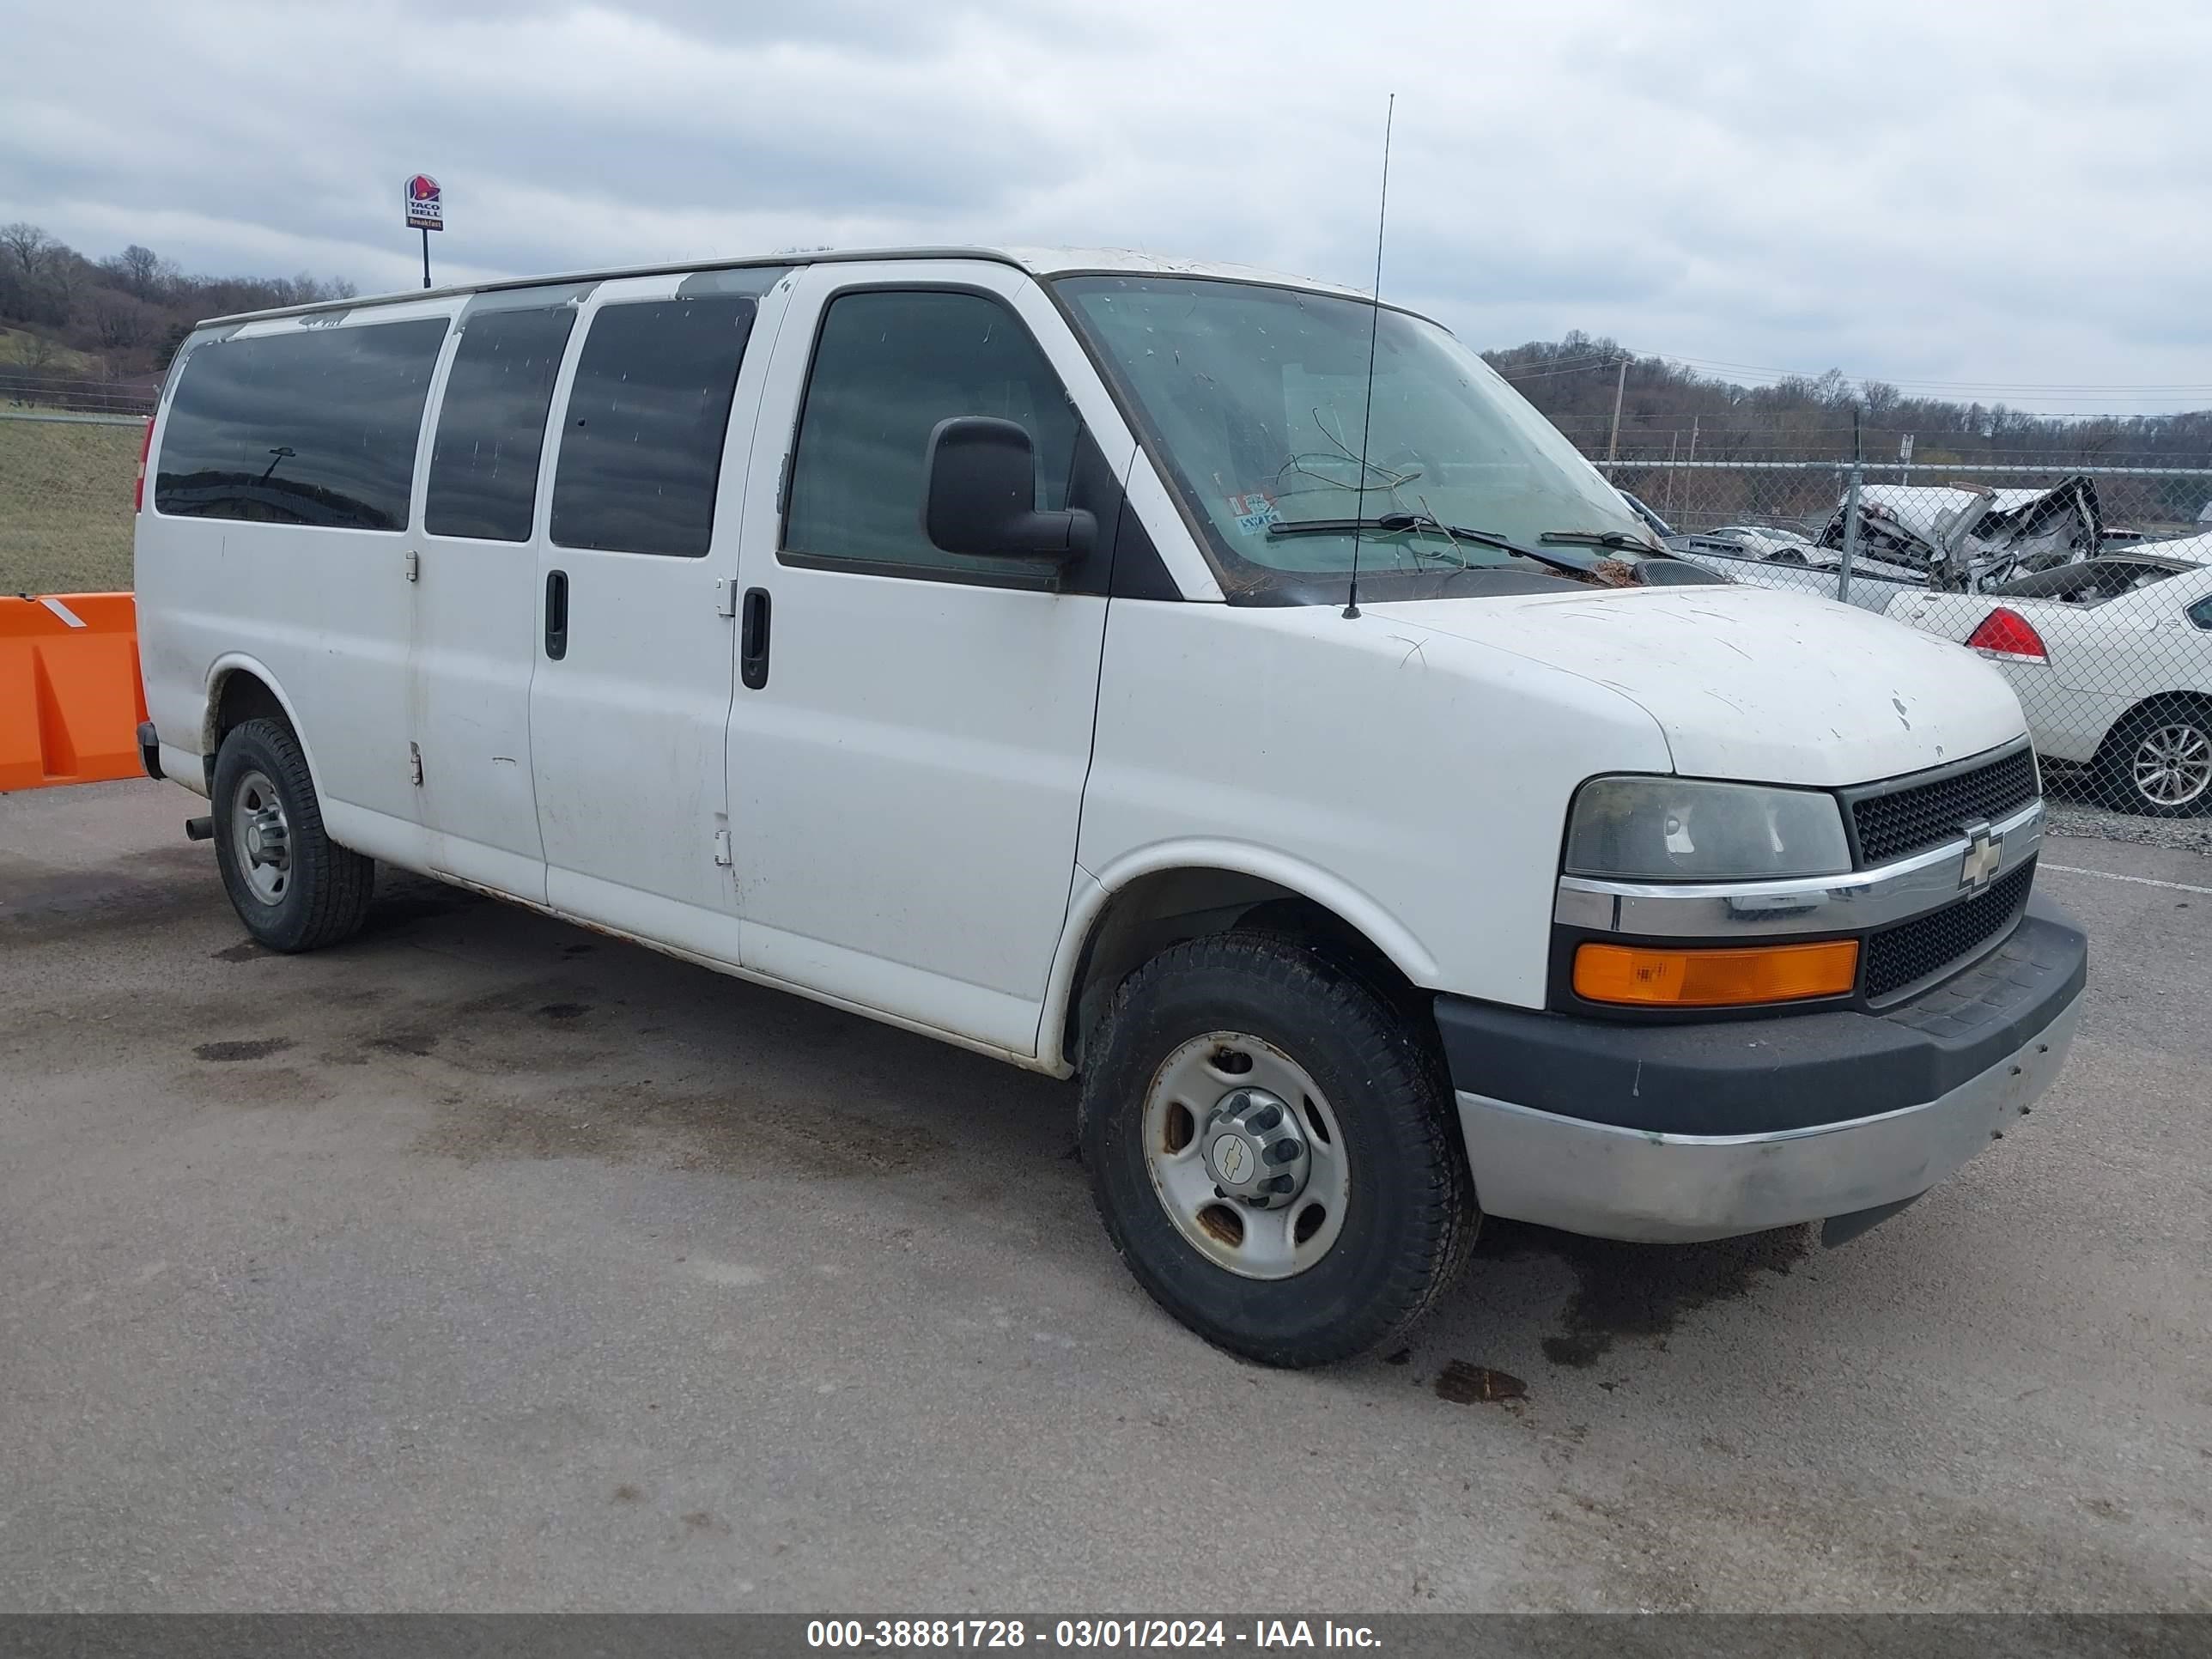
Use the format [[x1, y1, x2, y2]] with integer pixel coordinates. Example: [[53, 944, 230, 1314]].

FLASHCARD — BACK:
[[1226, 492, 1280, 536]]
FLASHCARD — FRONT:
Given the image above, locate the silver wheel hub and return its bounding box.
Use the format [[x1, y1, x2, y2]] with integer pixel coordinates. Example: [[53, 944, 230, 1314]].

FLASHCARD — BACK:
[[231, 769, 293, 905], [1140, 1031, 1349, 1281], [2134, 724, 2212, 805], [1203, 1088, 1309, 1208]]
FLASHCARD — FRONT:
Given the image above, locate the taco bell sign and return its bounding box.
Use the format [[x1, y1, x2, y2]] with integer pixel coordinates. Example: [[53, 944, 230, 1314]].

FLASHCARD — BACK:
[[404, 174, 443, 232]]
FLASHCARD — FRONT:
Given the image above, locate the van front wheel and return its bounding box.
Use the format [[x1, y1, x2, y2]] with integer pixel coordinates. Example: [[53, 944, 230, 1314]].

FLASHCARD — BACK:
[[210, 718, 375, 952], [1080, 933, 1475, 1367]]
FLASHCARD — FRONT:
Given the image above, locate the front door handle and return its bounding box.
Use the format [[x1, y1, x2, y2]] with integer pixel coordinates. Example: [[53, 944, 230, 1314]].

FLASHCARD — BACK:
[[544, 569, 568, 660], [739, 586, 771, 690]]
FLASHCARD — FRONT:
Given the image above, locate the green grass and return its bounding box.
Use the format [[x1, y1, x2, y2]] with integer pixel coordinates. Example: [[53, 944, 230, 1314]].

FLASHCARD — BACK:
[[0, 416, 142, 594], [0, 325, 104, 374]]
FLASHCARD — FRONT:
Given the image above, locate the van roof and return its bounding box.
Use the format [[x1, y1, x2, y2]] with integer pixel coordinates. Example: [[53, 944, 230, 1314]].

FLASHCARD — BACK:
[[201, 246, 1393, 327]]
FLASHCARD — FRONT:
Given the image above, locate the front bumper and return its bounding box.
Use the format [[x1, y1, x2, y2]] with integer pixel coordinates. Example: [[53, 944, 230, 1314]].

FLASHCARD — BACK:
[[1438, 894, 2087, 1243]]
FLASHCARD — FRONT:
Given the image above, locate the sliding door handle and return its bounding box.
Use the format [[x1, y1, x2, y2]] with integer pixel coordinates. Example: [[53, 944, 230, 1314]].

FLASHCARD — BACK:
[[739, 586, 771, 690], [544, 569, 568, 660]]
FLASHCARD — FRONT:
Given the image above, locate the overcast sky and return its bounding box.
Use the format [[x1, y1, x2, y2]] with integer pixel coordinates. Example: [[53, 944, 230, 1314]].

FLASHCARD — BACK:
[[6, 0, 2210, 412]]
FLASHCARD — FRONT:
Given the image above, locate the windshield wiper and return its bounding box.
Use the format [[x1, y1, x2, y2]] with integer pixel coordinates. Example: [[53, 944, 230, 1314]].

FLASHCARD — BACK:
[[1540, 528, 1666, 555], [1267, 513, 1595, 578]]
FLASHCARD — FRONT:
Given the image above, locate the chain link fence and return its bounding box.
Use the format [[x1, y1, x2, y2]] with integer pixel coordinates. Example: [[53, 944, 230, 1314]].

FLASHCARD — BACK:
[[0, 370, 158, 418], [0, 409, 143, 596], [1601, 454, 2212, 820]]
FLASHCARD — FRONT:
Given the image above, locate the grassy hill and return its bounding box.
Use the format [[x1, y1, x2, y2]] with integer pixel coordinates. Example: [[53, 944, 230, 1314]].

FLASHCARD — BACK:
[[0, 325, 104, 374]]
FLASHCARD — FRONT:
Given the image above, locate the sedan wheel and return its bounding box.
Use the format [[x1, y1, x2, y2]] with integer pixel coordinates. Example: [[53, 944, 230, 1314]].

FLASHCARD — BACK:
[[2100, 706, 2212, 818], [2131, 721, 2212, 810]]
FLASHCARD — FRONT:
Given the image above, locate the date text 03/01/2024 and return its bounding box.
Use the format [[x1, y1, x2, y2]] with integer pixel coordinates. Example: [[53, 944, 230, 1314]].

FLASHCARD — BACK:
[[805, 1620, 1382, 1650]]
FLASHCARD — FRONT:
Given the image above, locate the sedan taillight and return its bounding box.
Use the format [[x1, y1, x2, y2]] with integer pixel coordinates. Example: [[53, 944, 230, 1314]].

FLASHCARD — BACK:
[[1966, 607, 2048, 663]]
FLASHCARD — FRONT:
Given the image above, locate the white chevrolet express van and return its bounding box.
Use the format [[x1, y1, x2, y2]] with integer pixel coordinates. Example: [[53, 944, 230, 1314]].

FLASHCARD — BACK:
[[134, 248, 2087, 1365]]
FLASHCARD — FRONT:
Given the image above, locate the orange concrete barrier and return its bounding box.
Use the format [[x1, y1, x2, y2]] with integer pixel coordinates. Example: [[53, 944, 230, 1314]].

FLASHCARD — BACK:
[[0, 592, 149, 792]]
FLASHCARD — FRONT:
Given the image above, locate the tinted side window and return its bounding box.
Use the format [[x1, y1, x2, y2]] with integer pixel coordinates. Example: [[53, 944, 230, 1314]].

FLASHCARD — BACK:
[[783, 289, 1078, 580], [550, 295, 757, 557], [424, 305, 577, 542], [2191, 595, 2212, 630], [155, 319, 448, 530]]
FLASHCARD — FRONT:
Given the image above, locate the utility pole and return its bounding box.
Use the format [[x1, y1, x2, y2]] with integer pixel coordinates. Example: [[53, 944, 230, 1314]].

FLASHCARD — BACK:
[[1607, 355, 1628, 462], [1837, 406, 1863, 608], [1679, 414, 1696, 526]]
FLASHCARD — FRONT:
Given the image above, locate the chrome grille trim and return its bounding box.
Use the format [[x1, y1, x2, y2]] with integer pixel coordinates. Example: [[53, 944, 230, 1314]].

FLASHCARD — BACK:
[[1554, 798, 2043, 939]]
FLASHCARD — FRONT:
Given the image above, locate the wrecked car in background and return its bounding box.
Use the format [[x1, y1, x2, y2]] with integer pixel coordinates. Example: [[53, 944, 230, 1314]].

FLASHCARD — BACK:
[[1819, 476, 2104, 588]]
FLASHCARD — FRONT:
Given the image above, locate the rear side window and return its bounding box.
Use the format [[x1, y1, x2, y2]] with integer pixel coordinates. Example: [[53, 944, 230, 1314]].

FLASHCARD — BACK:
[[155, 318, 448, 530], [783, 289, 1078, 580], [2191, 595, 2212, 630], [550, 295, 758, 557], [424, 305, 577, 542]]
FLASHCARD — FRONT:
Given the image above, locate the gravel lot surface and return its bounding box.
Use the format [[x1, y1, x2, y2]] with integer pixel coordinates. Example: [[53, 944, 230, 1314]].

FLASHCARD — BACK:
[[3, 781, 2207, 1612]]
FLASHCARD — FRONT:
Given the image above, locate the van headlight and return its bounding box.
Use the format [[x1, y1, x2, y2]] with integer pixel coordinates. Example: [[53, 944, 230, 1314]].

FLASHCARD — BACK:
[[1563, 776, 1851, 882]]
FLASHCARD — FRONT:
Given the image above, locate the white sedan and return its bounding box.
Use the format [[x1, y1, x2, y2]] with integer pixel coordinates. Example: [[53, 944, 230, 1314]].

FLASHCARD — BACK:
[[1885, 556, 2212, 816], [1699, 524, 1819, 561]]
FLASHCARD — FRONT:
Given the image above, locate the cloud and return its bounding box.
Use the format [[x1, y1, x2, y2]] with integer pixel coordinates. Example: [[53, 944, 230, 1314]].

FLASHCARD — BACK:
[[4, 0, 2209, 409]]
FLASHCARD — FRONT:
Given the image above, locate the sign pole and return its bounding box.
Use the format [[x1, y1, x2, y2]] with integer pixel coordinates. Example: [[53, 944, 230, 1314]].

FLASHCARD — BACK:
[[421, 227, 431, 290]]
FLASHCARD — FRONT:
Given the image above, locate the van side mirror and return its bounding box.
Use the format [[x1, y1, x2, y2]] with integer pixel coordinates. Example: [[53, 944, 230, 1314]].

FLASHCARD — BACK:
[[923, 416, 1095, 562]]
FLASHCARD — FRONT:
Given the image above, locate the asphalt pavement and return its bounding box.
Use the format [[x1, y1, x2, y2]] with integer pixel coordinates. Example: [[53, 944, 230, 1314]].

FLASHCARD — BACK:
[[2, 781, 2206, 1612]]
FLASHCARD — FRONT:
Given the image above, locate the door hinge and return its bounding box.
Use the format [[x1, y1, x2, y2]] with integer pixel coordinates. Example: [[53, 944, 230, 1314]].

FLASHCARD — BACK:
[[714, 577, 737, 618], [409, 742, 423, 787], [712, 828, 732, 866], [404, 550, 420, 582]]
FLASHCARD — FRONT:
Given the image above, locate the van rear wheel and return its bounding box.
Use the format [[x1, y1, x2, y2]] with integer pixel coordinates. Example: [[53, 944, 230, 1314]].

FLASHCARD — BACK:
[[1080, 933, 1476, 1367], [210, 718, 375, 952]]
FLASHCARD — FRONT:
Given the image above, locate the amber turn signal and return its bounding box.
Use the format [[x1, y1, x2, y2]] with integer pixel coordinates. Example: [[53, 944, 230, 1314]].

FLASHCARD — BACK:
[[1573, 939, 1860, 1007]]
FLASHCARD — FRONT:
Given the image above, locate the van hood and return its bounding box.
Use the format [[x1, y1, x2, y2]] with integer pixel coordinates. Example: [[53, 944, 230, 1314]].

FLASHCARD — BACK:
[[1364, 583, 2025, 787]]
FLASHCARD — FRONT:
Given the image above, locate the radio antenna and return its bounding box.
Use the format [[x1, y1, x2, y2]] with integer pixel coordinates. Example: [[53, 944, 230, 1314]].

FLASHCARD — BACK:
[[1343, 93, 1395, 621]]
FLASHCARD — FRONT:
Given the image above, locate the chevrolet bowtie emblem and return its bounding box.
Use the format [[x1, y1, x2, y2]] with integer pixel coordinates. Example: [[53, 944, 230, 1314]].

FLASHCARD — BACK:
[[1959, 823, 2002, 890]]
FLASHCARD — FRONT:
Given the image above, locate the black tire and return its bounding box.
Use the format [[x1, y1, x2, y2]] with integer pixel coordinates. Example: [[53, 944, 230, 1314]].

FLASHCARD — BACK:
[[210, 717, 376, 951], [1079, 933, 1476, 1367], [2093, 702, 2212, 818]]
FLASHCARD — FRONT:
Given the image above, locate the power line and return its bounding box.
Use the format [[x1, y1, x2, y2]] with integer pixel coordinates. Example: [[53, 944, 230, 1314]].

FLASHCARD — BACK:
[[1500, 361, 1626, 384], [1494, 353, 1623, 381]]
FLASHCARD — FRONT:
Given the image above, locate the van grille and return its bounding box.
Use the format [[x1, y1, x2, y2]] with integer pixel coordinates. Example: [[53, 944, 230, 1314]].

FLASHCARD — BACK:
[[1863, 860, 2034, 1002], [1851, 748, 2038, 866]]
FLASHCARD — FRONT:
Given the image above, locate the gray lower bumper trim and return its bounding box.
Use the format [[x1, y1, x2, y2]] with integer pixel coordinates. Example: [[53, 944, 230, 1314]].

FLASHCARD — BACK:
[[1455, 994, 2082, 1243]]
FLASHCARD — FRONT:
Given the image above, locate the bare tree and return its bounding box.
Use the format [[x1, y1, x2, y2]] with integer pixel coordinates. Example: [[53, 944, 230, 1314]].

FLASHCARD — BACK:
[[91, 289, 154, 350], [106, 244, 166, 300], [1, 221, 53, 277]]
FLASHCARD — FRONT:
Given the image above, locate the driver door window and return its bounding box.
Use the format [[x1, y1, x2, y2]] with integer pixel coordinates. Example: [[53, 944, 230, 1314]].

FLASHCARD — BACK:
[[781, 289, 1078, 583]]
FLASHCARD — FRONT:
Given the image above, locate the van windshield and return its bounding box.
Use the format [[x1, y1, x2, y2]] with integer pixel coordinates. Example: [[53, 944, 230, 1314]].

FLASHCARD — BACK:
[[1057, 274, 1654, 602]]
